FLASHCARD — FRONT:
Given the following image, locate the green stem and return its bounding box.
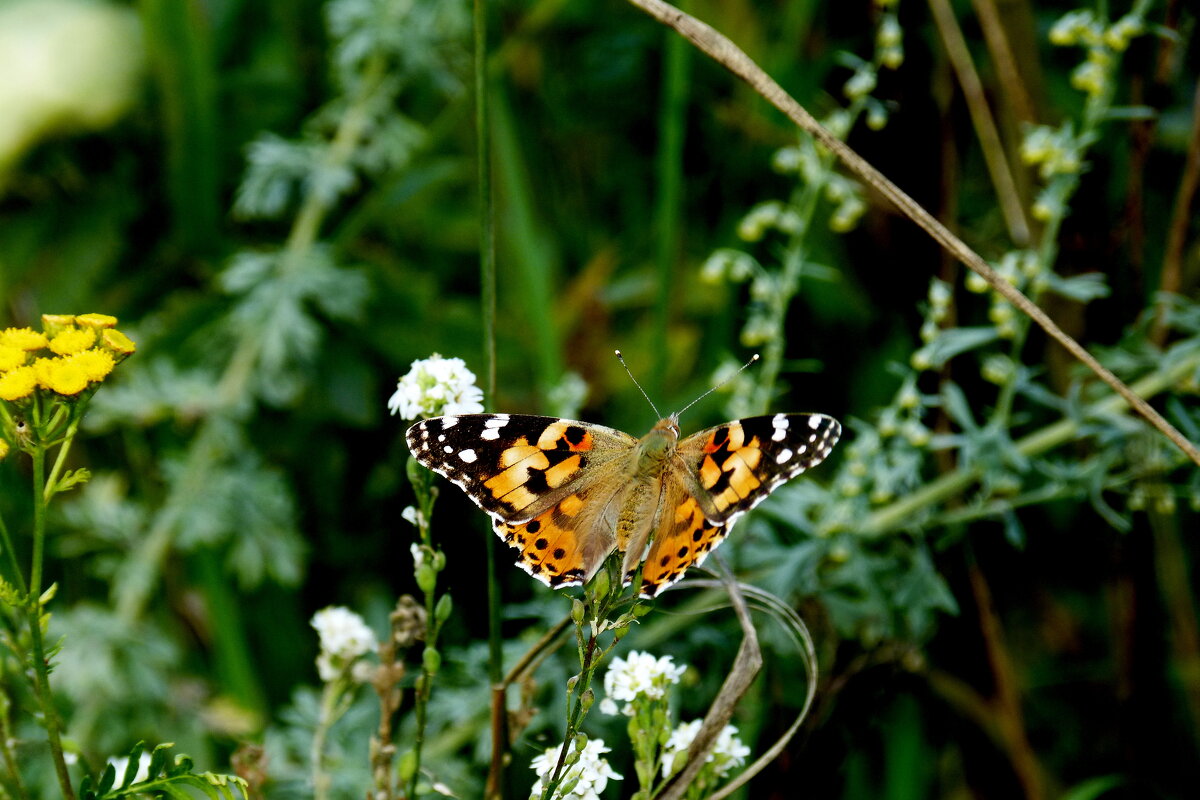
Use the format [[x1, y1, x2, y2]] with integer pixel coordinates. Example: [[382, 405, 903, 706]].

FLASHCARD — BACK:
[[29, 448, 45, 598], [42, 416, 81, 504], [311, 679, 340, 800], [408, 495, 443, 800], [651, 0, 690, 398], [0, 687, 30, 800], [860, 350, 1200, 535], [0, 510, 26, 596], [542, 634, 599, 799], [26, 444, 76, 800], [474, 5, 506, 783]]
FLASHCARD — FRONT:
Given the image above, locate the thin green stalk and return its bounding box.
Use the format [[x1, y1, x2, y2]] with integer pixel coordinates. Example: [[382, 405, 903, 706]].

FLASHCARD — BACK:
[[25, 444, 76, 800], [408, 582, 439, 799], [407, 480, 446, 800], [0, 511, 26, 596], [651, 0, 690, 398], [42, 416, 81, 504], [29, 448, 45, 597], [475, 0, 504, 747], [310, 679, 344, 800], [541, 635, 600, 798], [489, 87, 563, 400], [477, 0, 496, 409], [0, 684, 30, 800]]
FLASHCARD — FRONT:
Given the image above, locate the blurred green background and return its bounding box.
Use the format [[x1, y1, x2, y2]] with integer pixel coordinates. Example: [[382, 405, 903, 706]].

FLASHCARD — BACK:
[[1, 0, 1198, 798]]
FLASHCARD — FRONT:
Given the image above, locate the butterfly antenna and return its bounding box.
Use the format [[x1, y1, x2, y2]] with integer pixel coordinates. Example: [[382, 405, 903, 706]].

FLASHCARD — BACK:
[[675, 353, 760, 419], [614, 350, 662, 418]]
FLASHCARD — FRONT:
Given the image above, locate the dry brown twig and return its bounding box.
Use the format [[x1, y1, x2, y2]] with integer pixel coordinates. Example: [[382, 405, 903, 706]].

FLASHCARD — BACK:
[[624, 0, 1200, 469]]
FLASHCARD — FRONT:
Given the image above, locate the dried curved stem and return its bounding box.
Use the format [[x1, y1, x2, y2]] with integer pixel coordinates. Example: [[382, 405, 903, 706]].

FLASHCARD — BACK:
[[655, 563, 761, 800], [624, 0, 1200, 469], [670, 579, 820, 800]]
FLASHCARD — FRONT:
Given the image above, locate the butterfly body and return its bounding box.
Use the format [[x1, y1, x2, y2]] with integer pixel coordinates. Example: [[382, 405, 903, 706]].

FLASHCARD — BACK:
[[406, 411, 840, 598]]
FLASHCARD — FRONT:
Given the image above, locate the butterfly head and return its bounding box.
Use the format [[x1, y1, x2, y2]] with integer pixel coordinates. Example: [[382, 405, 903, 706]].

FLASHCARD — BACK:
[[634, 414, 680, 476]]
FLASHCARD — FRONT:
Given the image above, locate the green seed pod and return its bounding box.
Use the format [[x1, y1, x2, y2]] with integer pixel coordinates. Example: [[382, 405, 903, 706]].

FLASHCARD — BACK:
[[434, 593, 453, 624], [588, 568, 611, 600], [416, 564, 437, 596], [422, 647, 441, 675]]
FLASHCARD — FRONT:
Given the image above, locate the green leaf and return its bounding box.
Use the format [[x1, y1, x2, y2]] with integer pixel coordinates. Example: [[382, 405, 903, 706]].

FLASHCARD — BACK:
[[919, 326, 1001, 369], [1059, 775, 1123, 800], [169, 752, 195, 777], [148, 742, 174, 780], [97, 763, 116, 796], [119, 741, 145, 788]]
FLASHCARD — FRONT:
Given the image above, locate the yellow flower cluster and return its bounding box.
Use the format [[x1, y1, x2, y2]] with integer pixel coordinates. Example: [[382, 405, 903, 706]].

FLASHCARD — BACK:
[[0, 314, 134, 402]]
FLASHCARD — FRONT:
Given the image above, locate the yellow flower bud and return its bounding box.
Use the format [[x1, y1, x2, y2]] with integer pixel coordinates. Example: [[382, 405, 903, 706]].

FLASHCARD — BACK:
[[0, 366, 38, 401], [40, 314, 76, 337], [49, 327, 95, 355], [76, 313, 118, 329], [102, 328, 137, 357]]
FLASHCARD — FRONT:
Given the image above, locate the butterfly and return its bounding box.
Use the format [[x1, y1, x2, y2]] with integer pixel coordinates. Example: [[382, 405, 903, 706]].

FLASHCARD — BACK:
[[406, 409, 841, 598]]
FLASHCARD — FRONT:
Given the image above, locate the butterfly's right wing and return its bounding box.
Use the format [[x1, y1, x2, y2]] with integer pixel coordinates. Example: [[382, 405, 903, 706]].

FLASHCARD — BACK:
[[407, 414, 636, 589]]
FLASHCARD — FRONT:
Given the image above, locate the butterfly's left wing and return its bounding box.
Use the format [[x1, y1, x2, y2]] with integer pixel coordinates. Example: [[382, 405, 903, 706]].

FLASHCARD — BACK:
[[676, 413, 841, 525], [636, 413, 840, 598]]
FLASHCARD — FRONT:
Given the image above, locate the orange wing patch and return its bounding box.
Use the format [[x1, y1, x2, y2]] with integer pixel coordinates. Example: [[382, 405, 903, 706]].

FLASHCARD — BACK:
[[494, 490, 599, 588], [484, 423, 595, 515], [639, 494, 727, 598], [698, 423, 766, 514]]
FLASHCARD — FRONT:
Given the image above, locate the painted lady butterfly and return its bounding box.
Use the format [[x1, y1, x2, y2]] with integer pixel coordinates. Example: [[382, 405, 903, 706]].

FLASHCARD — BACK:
[[406, 409, 841, 598]]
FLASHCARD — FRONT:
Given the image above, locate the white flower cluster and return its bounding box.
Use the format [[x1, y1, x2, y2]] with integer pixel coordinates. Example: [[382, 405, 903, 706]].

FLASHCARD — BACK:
[[311, 605, 376, 681], [388, 354, 484, 420], [599, 650, 686, 716], [660, 720, 752, 780], [529, 739, 622, 800]]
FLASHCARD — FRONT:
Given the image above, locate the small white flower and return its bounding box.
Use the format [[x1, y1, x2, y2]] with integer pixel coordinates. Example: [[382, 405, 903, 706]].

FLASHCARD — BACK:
[[402, 506, 423, 528], [601, 650, 686, 715], [410, 542, 426, 569], [107, 750, 152, 785], [388, 354, 484, 419], [661, 720, 752, 780], [311, 606, 376, 661], [529, 738, 622, 800]]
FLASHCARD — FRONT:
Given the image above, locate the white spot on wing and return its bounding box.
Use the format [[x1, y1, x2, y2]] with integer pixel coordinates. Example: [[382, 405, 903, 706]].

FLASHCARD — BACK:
[[438, 434, 446, 442], [459, 449, 477, 463], [442, 417, 459, 428], [443, 445, 453, 453], [776, 448, 793, 464], [808, 416, 822, 429], [481, 427, 500, 440], [772, 413, 788, 441]]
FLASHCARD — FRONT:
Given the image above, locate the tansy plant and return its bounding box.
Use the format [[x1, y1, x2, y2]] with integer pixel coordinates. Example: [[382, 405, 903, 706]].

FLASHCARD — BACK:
[[0, 314, 246, 800]]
